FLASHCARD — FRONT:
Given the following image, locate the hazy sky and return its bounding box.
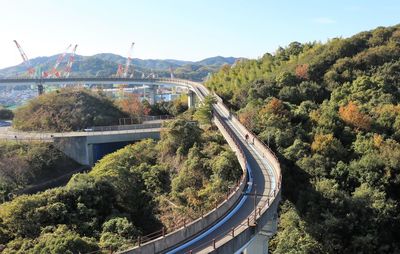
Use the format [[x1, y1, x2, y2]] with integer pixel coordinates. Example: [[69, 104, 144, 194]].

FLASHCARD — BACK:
[[0, 0, 399, 68]]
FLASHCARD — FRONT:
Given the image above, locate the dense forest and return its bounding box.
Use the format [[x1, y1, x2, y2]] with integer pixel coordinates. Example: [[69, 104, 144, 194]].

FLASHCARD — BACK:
[[206, 25, 400, 253], [0, 99, 241, 253]]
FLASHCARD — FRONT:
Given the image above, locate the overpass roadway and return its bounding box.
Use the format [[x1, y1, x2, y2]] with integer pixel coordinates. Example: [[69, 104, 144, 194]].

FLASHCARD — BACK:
[[0, 77, 282, 253]]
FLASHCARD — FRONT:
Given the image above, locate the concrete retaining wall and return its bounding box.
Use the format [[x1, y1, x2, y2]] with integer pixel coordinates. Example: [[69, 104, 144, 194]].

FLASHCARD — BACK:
[[54, 136, 89, 165], [55, 131, 161, 166]]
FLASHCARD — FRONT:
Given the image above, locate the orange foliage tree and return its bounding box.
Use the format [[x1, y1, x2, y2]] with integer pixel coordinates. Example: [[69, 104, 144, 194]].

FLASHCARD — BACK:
[[339, 101, 372, 131], [295, 64, 309, 80], [119, 93, 150, 119], [239, 110, 257, 130], [260, 98, 288, 116]]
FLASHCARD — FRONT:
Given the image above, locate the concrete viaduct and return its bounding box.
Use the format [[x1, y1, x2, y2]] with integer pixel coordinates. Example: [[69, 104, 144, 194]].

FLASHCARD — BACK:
[[0, 77, 282, 254]]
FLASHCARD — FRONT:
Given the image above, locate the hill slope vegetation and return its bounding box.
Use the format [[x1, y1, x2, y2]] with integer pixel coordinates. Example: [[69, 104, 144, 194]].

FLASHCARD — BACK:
[[207, 24, 400, 253], [13, 88, 127, 132], [0, 104, 241, 253]]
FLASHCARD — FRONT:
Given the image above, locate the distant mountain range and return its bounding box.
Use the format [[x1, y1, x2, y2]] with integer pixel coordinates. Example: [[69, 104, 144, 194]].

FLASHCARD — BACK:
[[0, 54, 241, 81]]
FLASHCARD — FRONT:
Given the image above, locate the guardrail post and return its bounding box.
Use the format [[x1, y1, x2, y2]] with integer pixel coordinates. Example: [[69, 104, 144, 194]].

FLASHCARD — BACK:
[[231, 227, 235, 237], [258, 207, 261, 215], [213, 239, 216, 249], [162, 227, 165, 237], [247, 217, 250, 226]]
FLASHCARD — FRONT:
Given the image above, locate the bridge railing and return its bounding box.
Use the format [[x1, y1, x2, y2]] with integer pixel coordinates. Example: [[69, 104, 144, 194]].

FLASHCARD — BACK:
[[118, 115, 174, 125], [87, 122, 163, 132], [212, 92, 282, 186]]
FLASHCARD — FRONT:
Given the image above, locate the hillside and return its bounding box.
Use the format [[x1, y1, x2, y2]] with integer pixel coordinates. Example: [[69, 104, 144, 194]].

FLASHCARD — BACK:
[[0, 141, 80, 203], [13, 88, 127, 132], [0, 54, 239, 81], [0, 104, 241, 253], [206, 24, 400, 253]]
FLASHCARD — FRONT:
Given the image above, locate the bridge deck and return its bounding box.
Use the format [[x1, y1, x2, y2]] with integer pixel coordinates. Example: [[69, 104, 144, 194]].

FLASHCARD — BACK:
[[168, 101, 271, 253], [164, 86, 273, 254]]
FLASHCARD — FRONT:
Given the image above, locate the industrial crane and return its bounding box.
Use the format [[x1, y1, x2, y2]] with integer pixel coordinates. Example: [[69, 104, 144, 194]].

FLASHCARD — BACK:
[[46, 44, 72, 78], [169, 66, 174, 79], [13, 40, 35, 77], [124, 42, 134, 78], [115, 63, 124, 77], [64, 44, 78, 78]]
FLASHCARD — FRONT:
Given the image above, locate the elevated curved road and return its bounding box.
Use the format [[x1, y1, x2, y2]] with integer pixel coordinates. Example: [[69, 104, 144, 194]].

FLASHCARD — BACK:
[[170, 80, 280, 254], [0, 77, 282, 254]]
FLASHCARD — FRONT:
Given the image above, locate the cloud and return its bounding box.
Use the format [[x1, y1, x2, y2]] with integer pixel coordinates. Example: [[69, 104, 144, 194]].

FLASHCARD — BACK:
[[313, 17, 336, 24]]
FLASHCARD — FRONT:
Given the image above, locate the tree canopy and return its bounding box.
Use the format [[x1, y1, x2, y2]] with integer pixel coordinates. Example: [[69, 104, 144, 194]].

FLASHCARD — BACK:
[[207, 24, 400, 253]]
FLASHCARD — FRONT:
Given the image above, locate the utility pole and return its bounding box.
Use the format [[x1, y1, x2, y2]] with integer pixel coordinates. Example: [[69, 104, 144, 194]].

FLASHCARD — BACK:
[[243, 183, 272, 226], [254, 183, 257, 223]]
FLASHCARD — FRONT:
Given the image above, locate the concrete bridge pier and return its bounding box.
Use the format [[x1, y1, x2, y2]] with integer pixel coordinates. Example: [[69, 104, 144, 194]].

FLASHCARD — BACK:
[[243, 233, 269, 254], [242, 215, 278, 254], [37, 82, 44, 95], [148, 86, 157, 104], [188, 90, 195, 108]]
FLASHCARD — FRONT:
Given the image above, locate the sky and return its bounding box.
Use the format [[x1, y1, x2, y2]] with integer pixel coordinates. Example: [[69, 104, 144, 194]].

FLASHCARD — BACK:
[[0, 0, 399, 68]]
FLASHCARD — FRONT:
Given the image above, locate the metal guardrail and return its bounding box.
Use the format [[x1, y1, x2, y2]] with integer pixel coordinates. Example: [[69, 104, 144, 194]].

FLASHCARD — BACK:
[[88, 123, 162, 132], [118, 115, 174, 125]]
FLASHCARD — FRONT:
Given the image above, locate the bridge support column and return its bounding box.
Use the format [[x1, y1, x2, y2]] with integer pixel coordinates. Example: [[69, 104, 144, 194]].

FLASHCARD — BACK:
[[148, 86, 157, 105], [37, 83, 44, 95], [242, 214, 278, 254], [87, 144, 94, 166], [243, 233, 269, 254], [188, 90, 195, 108]]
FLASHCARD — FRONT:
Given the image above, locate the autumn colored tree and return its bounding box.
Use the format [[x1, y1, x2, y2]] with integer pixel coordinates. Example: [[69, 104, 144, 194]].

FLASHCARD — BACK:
[[339, 101, 372, 130], [311, 133, 345, 158], [118, 93, 150, 119], [238, 110, 257, 130], [260, 98, 288, 116], [295, 64, 309, 80]]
